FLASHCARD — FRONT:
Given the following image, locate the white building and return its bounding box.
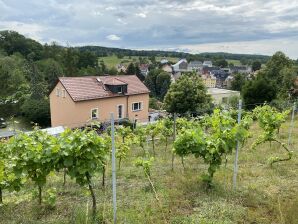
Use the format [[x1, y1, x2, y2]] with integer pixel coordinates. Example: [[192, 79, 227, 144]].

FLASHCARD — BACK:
[[172, 59, 188, 73], [203, 60, 213, 67], [188, 61, 203, 72], [207, 88, 240, 104]]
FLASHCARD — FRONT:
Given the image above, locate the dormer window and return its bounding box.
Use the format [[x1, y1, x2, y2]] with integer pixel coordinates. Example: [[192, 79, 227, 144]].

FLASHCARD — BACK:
[[116, 86, 123, 93]]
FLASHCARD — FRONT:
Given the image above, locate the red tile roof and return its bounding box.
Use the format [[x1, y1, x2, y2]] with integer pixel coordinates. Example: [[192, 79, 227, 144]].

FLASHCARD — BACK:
[[58, 75, 149, 102]]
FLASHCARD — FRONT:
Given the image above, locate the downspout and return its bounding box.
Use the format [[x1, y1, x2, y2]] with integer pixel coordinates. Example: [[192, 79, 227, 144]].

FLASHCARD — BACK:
[[126, 95, 129, 119]]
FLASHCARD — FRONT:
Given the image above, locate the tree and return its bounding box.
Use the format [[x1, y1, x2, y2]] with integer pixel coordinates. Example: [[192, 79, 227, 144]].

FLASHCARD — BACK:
[[242, 76, 277, 109], [126, 63, 136, 75], [77, 50, 97, 69], [135, 65, 145, 81], [164, 73, 211, 115], [214, 59, 228, 68], [145, 69, 171, 100], [156, 72, 171, 100], [37, 58, 64, 91], [62, 47, 79, 76], [252, 60, 261, 71], [230, 73, 246, 91], [21, 98, 50, 126]]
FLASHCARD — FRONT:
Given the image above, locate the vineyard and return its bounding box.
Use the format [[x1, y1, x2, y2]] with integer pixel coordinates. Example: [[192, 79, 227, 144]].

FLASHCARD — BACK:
[[0, 105, 297, 223]]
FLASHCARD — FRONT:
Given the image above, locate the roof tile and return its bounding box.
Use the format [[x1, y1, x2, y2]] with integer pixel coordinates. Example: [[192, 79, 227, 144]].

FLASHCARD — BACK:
[[59, 75, 149, 102]]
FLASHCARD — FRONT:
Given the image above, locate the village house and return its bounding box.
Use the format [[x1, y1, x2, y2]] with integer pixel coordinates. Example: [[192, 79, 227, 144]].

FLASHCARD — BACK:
[[201, 74, 216, 88], [230, 65, 252, 74], [116, 64, 127, 73], [203, 60, 213, 67], [50, 75, 150, 128], [172, 59, 188, 73], [161, 64, 173, 73], [139, 64, 150, 76], [188, 61, 203, 72]]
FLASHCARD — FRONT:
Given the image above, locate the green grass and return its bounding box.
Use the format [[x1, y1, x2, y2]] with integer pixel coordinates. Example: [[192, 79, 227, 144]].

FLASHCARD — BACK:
[[226, 59, 242, 66], [0, 119, 298, 223], [98, 55, 179, 68]]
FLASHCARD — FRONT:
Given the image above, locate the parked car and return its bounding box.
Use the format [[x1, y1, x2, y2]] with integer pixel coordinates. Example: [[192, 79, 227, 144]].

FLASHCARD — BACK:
[[0, 117, 7, 128]]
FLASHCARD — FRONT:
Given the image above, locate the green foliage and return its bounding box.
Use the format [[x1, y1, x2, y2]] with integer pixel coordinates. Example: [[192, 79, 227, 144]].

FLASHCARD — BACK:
[[135, 157, 154, 177], [214, 59, 228, 68], [21, 98, 50, 126], [115, 126, 135, 169], [44, 187, 57, 208], [242, 76, 277, 109], [164, 73, 211, 115], [145, 69, 171, 100], [252, 60, 261, 71], [0, 140, 24, 203], [230, 73, 246, 91], [145, 122, 163, 155], [134, 126, 147, 153], [252, 105, 292, 165], [57, 129, 107, 185], [174, 109, 251, 186]]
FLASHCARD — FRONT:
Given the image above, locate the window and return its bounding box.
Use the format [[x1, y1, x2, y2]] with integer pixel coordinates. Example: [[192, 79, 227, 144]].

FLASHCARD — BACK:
[[62, 89, 66, 98], [116, 86, 123, 93], [91, 108, 98, 119], [118, 105, 123, 119], [56, 88, 60, 96], [132, 102, 142, 111]]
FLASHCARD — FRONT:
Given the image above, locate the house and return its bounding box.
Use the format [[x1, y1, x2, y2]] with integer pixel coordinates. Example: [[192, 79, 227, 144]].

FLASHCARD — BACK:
[[203, 60, 213, 67], [224, 75, 234, 89], [201, 74, 216, 88], [139, 64, 149, 76], [160, 58, 169, 64], [116, 64, 127, 73], [230, 66, 252, 74], [202, 66, 220, 75], [50, 75, 150, 128], [210, 70, 230, 88], [172, 59, 188, 73], [188, 61, 203, 72], [161, 64, 173, 73], [207, 88, 240, 104]]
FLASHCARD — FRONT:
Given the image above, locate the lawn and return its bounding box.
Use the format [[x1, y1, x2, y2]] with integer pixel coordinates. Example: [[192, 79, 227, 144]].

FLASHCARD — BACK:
[[0, 119, 297, 223], [98, 55, 179, 69]]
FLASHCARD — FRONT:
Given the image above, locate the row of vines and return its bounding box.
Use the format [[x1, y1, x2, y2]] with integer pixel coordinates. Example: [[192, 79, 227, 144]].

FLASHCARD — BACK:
[[0, 104, 294, 218]]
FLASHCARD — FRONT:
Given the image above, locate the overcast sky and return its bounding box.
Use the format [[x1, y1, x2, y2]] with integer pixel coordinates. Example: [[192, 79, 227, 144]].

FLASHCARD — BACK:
[[1, 0, 298, 58]]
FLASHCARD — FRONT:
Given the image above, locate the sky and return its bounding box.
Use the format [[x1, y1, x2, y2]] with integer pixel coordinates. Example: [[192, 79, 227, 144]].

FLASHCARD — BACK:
[[1, 0, 298, 58]]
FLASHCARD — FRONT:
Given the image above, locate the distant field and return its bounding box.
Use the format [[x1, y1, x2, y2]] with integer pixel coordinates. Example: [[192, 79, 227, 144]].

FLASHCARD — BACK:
[[98, 55, 179, 68], [227, 59, 242, 66]]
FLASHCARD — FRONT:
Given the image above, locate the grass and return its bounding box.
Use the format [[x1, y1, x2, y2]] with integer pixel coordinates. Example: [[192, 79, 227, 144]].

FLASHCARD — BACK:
[[98, 55, 179, 68], [226, 59, 242, 66], [0, 119, 298, 223]]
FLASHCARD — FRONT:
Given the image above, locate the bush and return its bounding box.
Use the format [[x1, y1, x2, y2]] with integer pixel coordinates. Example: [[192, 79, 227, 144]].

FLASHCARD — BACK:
[[21, 98, 50, 126]]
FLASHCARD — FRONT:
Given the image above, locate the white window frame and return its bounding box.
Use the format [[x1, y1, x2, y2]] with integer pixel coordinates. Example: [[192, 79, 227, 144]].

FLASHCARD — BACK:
[[117, 104, 124, 119], [56, 88, 60, 96], [91, 108, 99, 120], [132, 101, 143, 112]]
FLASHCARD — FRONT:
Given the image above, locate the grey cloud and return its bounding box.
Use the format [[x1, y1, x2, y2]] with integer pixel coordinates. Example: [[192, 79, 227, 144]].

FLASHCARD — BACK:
[[1, 0, 298, 57]]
